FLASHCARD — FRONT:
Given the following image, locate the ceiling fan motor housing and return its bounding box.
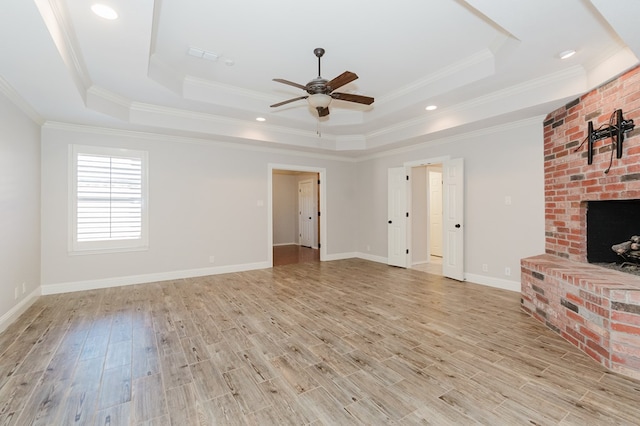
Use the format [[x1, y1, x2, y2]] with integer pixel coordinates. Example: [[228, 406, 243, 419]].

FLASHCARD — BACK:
[[306, 78, 330, 95]]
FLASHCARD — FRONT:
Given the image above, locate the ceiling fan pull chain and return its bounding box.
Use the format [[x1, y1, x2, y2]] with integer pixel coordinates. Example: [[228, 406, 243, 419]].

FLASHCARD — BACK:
[[317, 120, 322, 137]]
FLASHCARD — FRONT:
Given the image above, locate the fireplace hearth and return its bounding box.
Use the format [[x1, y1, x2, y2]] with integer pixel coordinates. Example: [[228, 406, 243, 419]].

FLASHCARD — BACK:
[[521, 64, 640, 381]]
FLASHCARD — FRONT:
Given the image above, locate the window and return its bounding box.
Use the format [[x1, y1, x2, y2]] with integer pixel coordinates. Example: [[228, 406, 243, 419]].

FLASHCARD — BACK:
[[70, 145, 148, 253]]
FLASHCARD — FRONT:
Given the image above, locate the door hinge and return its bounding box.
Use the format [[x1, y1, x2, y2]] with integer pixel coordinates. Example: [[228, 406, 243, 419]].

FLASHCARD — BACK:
[[406, 212, 409, 218], [406, 249, 409, 254], [318, 243, 321, 248], [318, 180, 320, 185], [318, 211, 321, 216], [406, 175, 409, 181]]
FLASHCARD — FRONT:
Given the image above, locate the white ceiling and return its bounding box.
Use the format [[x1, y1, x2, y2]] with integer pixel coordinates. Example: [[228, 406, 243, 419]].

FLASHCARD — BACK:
[[1, 0, 639, 157]]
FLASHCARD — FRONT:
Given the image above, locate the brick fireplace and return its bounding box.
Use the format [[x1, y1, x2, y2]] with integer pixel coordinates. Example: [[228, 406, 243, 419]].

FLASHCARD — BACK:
[[521, 65, 640, 380]]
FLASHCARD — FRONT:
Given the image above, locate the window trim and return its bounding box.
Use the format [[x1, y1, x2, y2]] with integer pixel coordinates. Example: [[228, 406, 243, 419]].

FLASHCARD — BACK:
[[69, 144, 149, 255]]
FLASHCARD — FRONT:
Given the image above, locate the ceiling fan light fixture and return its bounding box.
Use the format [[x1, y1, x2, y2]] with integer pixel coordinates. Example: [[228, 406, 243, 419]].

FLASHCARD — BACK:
[[308, 94, 332, 108], [425, 105, 438, 111]]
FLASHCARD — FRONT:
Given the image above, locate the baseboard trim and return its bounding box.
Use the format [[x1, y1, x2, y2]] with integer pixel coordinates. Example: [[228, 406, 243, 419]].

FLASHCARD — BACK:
[[352, 254, 520, 292], [465, 273, 520, 292], [273, 242, 298, 247], [355, 252, 388, 264], [40, 261, 270, 295], [0, 288, 41, 334], [323, 252, 358, 261]]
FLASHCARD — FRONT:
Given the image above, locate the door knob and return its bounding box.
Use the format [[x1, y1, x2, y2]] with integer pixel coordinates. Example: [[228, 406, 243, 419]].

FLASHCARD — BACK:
[[455, 224, 461, 228]]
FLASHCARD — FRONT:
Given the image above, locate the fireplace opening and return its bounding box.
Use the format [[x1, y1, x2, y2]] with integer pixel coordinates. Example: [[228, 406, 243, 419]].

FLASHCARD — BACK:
[[587, 200, 640, 272]]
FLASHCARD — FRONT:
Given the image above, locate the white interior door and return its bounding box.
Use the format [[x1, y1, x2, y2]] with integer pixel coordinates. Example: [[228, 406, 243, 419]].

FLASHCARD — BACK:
[[442, 158, 464, 280], [299, 179, 314, 247], [429, 170, 443, 257], [388, 167, 408, 268]]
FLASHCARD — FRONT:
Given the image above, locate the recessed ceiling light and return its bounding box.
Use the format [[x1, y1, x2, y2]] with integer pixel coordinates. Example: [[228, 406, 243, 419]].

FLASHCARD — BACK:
[[91, 4, 118, 20], [256, 117, 266, 122], [559, 50, 576, 60], [425, 105, 437, 111]]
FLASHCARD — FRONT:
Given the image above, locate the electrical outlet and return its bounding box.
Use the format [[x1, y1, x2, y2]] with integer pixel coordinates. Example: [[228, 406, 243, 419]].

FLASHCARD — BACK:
[[209, 256, 215, 264], [14, 287, 19, 300], [505, 267, 511, 276], [366, 245, 371, 252], [482, 264, 488, 272], [22, 282, 26, 294]]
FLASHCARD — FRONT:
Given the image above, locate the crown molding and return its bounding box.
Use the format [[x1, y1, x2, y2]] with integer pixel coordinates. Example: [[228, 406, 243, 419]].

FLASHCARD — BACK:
[[129, 101, 329, 140], [41, 121, 358, 163], [452, 65, 586, 112], [364, 64, 586, 143], [377, 48, 495, 105], [0, 76, 44, 125], [359, 115, 544, 161], [34, 0, 92, 99]]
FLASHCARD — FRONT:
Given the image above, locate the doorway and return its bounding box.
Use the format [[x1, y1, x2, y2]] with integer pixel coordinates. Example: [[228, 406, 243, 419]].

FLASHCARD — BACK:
[[410, 164, 443, 276], [387, 157, 464, 280], [269, 165, 326, 267]]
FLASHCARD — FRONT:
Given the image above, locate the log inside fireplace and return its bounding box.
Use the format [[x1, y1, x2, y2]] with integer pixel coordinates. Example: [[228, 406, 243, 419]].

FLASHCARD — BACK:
[[612, 235, 640, 264]]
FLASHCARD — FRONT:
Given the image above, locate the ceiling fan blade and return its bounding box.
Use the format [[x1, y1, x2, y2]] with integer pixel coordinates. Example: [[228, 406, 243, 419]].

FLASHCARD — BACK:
[[273, 78, 307, 90], [270, 95, 308, 108], [331, 92, 374, 105], [317, 107, 330, 117], [326, 71, 358, 91]]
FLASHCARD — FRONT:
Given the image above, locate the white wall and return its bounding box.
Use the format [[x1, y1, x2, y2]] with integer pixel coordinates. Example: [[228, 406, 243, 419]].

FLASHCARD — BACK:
[[40, 125, 357, 291], [0, 91, 41, 330], [272, 173, 297, 245], [356, 118, 546, 288]]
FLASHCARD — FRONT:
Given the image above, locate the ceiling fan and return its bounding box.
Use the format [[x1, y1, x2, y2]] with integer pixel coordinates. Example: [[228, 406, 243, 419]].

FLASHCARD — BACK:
[[270, 48, 374, 117]]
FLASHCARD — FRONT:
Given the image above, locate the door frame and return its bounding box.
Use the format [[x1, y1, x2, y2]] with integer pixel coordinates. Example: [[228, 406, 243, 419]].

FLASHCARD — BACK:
[[268, 164, 326, 267], [405, 156, 451, 271]]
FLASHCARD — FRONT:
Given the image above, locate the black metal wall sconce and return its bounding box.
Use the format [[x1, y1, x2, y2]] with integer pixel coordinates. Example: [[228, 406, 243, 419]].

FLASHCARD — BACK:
[[587, 109, 635, 165]]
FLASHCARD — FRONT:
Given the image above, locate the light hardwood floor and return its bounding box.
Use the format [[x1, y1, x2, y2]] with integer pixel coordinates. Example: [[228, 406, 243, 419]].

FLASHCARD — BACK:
[[273, 245, 320, 267], [1, 259, 639, 425]]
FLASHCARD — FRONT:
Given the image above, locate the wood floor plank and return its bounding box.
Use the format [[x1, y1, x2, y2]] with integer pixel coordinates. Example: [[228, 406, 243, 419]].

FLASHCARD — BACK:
[[256, 377, 315, 425], [188, 359, 229, 401], [94, 401, 131, 426], [131, 373, 166, 423], [236, 348, 278, 383], [164, 383, 199, 426], [98, 364, 132, 410], [158, 351, 192, 390], [269, 354, 319, 395], [2, 258, 640, 425], [0, 370, 42, 422], [14, 377, 70, 425], [222, 367, 270, 414]]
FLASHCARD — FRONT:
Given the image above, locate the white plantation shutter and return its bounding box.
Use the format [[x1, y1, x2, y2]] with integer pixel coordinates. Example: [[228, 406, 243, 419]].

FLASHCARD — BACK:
[[71, 146, 148, 253]]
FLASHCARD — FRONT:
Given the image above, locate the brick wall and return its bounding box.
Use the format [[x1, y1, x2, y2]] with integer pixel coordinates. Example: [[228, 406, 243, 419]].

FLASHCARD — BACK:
[[543, 65, 640, 262], [522, 65, 640, 381]]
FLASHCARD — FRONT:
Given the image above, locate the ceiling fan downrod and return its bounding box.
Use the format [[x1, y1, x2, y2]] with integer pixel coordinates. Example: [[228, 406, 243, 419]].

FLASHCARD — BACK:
[[314, 48, 325, 77]]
